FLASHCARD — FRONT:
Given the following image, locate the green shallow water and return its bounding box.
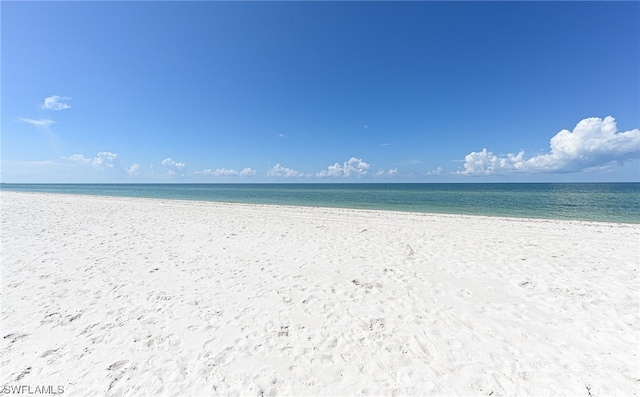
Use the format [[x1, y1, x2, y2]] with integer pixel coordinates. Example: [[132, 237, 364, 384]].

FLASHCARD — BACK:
[[2, 183, 639, 224]]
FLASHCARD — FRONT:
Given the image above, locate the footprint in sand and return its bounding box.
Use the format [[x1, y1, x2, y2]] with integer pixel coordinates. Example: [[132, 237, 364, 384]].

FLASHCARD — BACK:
[[4, 333, 29, 344], [278, 325, 289, 337], [368, 318, 386, 331], [107, 360, 130, 371], [15, 367, 32, 381]]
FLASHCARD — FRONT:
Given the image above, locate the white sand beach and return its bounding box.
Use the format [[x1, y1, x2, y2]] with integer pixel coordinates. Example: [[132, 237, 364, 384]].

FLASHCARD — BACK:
[[1, 191, 639, 396]]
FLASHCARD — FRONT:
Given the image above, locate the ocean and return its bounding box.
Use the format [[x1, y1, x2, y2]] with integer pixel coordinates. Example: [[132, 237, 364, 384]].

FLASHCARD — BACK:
[[2, 183, 639, 224]]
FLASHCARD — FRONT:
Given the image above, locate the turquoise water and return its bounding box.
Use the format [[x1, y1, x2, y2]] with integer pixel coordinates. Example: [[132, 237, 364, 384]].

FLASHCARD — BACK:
[[2, 183, 639, 224]]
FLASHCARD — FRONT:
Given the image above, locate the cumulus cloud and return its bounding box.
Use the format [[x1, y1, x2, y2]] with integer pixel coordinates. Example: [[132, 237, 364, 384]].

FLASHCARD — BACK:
[[161, 157, 186, 174], [42, 95, 71, 110], [127, 163, 141, 176], [317, 157, 371, 177], [376, 168, 398, 177], [48, 152, 142, 180], [268, 164, 304, 177], [195, 169, 214, 176], [239, 167, 256, 176], [92, 152, 119, 168], [69, 152, 120, 169], [214, 168, 239, 176], [68, 154, 91, 165], [427, 166, 445, 176], [459, 116, 640, 175], [196, 167, 256, 177]]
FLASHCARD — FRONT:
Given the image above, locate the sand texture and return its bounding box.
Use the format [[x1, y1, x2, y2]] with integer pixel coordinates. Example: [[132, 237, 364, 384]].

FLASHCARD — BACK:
[[1, 192, 639, 396]]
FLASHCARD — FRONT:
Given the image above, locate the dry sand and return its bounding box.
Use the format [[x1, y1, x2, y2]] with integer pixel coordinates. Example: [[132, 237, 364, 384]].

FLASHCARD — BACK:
[[1, 191, 639, 396]]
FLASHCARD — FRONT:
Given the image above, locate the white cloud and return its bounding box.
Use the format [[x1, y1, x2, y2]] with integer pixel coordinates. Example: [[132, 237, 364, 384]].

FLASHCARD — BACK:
[[42, 95, 71, 110], [19, 118, 60, 148], [127, 163, 141, 176], [459, 116, 640, 175], [19, 118, 56, 128], [4, 153, 144, 182], [317, 163, 342, 177], [195, 169, 214, 176], [376, 168, 398, 177], [427, 166, 444, 176], [268, 164, 304, 177], [161, 157, 186, 174], [92, 152, 119, 168], [214, 168, 239, 176], [317, 157, 371, 177], [66, 152, 144, 179], [68, 154, 91, 165], [239, 167, 256, 176], [69, 152, 120, 169], [459, 149, 528, 175], [196, 167, 256, 177]]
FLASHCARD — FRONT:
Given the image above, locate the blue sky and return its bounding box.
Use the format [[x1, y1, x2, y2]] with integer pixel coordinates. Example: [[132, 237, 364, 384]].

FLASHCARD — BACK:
[[2, 1, 639, 183]]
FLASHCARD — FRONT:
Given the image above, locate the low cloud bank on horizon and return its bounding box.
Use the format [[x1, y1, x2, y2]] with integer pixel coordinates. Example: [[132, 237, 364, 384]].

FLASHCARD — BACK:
[[460, 116, 640, 175], [6, 116, 639, 182]]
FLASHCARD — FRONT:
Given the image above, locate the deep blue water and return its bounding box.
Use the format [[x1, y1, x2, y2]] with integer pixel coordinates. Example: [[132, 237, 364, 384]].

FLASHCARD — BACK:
[[2, 183, 639, 224]]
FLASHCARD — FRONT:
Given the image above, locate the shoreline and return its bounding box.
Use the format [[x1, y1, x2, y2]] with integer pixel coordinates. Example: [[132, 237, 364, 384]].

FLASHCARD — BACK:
[[2, 191, 639, 395], [2, 183, 639, 225], [2, 190, 638, 227]]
